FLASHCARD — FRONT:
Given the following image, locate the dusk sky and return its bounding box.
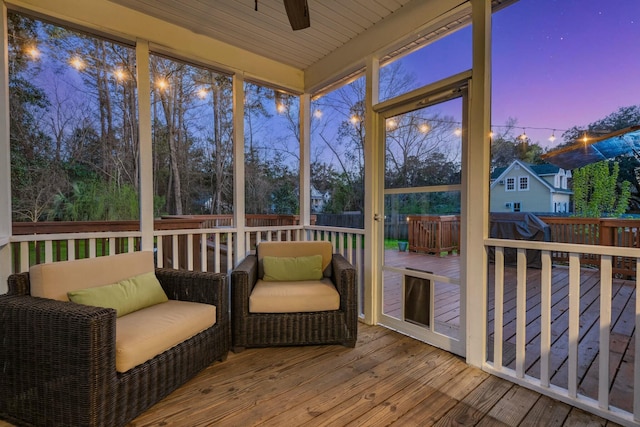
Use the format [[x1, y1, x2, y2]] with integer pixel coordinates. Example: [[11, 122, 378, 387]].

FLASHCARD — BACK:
[[397, 0, 640, 148]]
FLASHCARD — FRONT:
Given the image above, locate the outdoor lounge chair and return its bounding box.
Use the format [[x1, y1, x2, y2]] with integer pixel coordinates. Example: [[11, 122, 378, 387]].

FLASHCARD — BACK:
[[231, 240, 357, 351], [0, 252, 230, 427]]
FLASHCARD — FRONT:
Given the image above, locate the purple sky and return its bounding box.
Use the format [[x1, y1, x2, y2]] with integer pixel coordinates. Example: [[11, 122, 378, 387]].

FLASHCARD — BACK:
[[397, 0, 640, 149]]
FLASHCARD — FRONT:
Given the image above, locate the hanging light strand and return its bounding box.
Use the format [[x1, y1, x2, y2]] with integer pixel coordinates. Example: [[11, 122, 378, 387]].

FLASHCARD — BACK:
[[14, 33, 580, 141]]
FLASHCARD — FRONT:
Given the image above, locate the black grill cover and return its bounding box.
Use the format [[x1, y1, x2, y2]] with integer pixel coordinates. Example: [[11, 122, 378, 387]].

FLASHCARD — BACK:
[[489, 212, 551, 268]]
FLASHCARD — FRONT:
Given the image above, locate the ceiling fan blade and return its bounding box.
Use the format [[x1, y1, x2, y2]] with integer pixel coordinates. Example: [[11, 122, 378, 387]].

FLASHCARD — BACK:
[[283, 0, 310, 30]]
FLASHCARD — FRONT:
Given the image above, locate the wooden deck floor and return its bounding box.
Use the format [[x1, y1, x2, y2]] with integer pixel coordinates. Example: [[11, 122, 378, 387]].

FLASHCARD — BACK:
[[126, 323, 620, 426], [0, 251, 632, 426], [382, 250, 637, 415], [486, 262, 636, 414]]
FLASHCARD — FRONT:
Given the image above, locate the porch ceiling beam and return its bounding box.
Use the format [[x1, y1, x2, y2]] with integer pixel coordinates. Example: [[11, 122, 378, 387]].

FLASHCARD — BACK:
[[6, 0, 304, 92]]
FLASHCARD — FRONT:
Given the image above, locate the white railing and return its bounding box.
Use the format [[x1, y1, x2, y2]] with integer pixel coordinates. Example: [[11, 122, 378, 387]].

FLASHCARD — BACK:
[[8, 224, 366, 317], [8, 224, 363, 281], [10, 231, 143, 273], [485, 238, 640, 427], [306, 225, 366, 317], [154, 227, 238, 273], [9, 225, 639, 424]]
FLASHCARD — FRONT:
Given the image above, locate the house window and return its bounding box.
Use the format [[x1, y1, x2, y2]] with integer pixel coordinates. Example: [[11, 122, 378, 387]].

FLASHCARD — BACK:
[[506, 177, 515, 191], [513, 202, 521, 212], [519, 176, 529, 191]]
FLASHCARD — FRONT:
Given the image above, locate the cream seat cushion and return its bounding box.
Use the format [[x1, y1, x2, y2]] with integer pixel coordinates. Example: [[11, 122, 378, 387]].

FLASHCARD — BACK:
[[249, 278, 340, 313], [115, 300, 216, 372]]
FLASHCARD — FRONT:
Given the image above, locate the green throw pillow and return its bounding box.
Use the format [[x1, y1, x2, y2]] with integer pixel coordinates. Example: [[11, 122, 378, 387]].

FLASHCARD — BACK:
[[67, 271, 168, 317], [263, 254, 323, 282]]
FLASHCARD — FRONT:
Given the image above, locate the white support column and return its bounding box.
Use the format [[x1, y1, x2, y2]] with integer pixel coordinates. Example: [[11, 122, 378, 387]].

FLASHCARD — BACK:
[[233, 73, 246, 262], [136, 40, 154, 252], [363, 55, 380, 325], [0, 4, 12, 291], [465, 0, 492, 367], [299, 93, 311, 228]]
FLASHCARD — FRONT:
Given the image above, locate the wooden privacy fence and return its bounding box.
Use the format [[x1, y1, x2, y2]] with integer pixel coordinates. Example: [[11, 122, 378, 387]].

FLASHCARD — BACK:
[[407, 214, 640, 276], [538, 216, 640, 277], [407, 215, 460, 255]]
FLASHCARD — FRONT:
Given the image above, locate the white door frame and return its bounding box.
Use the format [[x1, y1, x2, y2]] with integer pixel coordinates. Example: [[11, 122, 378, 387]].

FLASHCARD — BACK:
[[372, 71, 471, 357]]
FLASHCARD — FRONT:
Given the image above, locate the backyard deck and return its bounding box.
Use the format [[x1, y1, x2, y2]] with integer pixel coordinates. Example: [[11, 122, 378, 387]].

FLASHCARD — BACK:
[[383, 250, 637, 415]]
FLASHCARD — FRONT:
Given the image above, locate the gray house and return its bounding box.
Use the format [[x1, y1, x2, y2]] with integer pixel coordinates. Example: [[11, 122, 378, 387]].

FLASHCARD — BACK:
[[490, 160, 572, 213]]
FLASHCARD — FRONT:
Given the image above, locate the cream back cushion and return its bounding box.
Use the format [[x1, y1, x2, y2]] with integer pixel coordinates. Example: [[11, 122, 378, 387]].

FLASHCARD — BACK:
[[257, 241, 333, 279], [30, 251, 155, 301]]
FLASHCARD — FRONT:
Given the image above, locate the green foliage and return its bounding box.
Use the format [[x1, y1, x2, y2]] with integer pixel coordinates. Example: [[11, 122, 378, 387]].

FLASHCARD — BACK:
[[322, 172, 363, 214], [573, 161, 631, 218], [50, 180, 140, 221], [385, 192, 459, 216], [491, 136, 544, 169], [271, 180, 299, 215], [562, 106, 640, 144]]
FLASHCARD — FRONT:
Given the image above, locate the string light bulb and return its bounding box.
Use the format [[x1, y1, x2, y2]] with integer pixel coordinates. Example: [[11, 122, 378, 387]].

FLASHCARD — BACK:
[[386, 118, 398, 130], [113, 68, 126, 81], [582, 133, 589, 143], [70, 57, 85, 70], [155, 78, 168, 91], [19, 44, 580, 141], [26, 46, 40, 60]]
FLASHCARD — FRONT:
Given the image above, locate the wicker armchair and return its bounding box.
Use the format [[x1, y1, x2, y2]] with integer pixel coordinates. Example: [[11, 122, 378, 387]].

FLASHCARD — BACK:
[[0, 267, 230, 427], [231, 241, 358, 351]]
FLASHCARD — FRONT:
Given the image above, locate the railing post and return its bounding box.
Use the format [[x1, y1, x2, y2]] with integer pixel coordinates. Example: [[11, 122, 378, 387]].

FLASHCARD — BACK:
[[136, 40, 155, 253], [0, 5, 11, 289], [466, 0, 491, 368], [599, 219, 615, 247], [233, 73, 246, 263]]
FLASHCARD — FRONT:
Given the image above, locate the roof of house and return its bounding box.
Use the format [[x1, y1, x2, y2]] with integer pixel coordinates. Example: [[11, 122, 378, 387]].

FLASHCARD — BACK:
[[490, 162, 563, 180], [490, 160, 572, 194]]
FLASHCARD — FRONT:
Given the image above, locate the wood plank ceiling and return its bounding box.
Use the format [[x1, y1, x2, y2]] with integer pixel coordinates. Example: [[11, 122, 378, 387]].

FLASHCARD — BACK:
[[108, 0, 414, 71]]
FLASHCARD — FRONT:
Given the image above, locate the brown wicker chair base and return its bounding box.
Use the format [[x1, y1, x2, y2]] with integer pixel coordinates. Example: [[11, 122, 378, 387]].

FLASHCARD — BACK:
[[231, 251, 357, 351], [0, 267, 230, 427]]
